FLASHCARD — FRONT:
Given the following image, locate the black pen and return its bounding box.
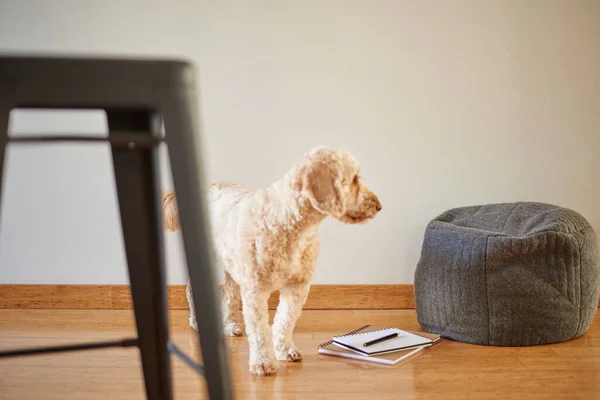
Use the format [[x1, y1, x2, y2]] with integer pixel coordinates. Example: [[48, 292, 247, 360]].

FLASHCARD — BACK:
[[363, 332, 399, 347]]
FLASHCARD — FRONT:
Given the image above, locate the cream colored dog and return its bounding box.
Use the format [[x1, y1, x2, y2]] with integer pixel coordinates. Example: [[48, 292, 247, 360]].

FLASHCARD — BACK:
[[162, 146, 381, 375]]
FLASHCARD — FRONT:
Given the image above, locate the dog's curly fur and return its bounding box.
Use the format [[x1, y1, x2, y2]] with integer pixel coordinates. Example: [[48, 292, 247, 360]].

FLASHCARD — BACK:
[[162, 146, 381, 375]]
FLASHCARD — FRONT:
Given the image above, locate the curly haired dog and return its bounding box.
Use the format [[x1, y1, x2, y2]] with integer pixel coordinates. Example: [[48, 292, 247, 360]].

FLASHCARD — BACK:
[[162, 146, 381, 375]]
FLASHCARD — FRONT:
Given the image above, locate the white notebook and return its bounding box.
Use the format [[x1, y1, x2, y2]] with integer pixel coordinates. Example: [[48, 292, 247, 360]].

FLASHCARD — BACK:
[[332, 327, 433, 356], [318, 325, 440, 365]]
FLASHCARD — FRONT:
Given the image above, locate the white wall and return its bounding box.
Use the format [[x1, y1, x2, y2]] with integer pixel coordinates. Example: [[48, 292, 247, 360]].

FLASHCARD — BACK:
[[0, 0, 599, 284]]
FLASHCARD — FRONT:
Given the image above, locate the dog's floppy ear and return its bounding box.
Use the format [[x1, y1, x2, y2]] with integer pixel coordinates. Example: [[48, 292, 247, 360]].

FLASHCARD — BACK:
[[161, 191, 180, 231], [302, 160, 346, 218]]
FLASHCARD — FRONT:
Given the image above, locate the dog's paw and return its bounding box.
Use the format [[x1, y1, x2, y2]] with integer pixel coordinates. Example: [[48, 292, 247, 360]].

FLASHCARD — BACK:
[[249, 359, 279, 376], [223, 322, 244, 337], [275, 346, 303, 362], [189, 315, 198, 331]]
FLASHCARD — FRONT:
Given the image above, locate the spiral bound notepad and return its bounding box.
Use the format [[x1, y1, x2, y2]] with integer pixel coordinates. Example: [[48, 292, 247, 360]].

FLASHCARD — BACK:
[[332, 326, 432, 356], [318, 325, 440, 365]]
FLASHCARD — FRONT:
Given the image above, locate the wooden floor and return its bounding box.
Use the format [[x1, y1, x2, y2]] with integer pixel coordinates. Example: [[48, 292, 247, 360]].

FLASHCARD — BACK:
[[0, 309, 599, 400]]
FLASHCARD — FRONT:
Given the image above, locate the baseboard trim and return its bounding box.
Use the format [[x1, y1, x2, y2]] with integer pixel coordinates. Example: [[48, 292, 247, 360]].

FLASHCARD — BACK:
[[3, 284, 598, 311], [0, 284, 415, 310]]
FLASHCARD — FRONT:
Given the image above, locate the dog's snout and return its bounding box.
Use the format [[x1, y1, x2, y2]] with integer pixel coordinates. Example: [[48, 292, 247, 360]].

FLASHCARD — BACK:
[[376, 202, 382, 212]]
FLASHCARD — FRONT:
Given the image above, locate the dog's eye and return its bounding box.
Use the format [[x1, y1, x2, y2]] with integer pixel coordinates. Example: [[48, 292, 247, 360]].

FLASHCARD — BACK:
[[353, 175, 359, 184]]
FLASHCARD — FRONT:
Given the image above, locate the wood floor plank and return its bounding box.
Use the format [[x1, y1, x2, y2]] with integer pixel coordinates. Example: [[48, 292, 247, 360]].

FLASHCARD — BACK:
[[0, 309, 598, 399]]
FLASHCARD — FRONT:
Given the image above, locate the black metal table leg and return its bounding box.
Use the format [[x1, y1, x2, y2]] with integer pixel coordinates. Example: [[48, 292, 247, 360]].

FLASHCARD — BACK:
[[160, 90, 234, 400], [0, 102, 9, 218], [107, 109, 173, 400]]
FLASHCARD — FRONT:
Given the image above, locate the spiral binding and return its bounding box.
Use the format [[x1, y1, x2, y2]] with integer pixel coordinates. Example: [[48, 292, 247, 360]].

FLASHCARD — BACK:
[[318, 324, 378, 348]]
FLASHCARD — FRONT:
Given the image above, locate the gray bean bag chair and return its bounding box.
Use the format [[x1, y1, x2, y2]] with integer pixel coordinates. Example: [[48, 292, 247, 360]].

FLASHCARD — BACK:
[[414, 202, 600, 346]]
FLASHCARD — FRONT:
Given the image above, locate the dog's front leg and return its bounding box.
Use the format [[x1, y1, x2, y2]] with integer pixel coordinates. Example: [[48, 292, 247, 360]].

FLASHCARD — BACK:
[[272, 283, 311, 362], [241, 290, 278, 375]]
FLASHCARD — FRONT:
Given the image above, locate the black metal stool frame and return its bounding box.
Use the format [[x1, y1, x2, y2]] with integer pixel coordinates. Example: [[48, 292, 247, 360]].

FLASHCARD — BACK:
[[0, 56, 233, 400]]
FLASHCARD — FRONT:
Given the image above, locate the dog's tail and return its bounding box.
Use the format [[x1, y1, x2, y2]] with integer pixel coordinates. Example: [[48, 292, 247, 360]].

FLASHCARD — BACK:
[[161, 191, 180, 232]]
